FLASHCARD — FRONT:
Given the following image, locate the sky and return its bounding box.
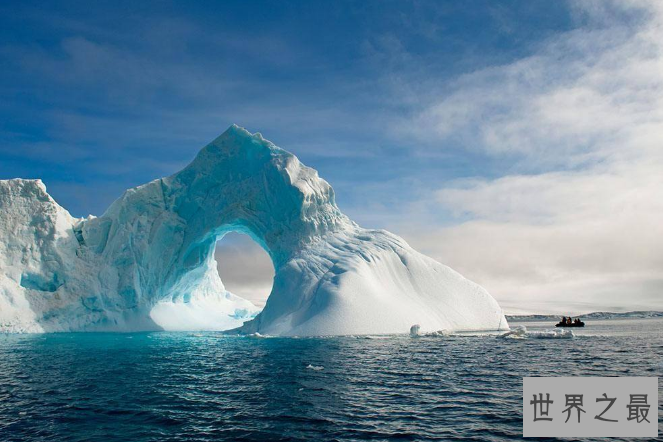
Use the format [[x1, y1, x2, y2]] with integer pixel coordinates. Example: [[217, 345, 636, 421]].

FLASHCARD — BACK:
[[1, 0, 661, 314]]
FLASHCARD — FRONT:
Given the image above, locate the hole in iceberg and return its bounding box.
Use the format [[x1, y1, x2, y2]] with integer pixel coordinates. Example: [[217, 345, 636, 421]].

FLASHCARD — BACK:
[[215, 232, 275, 311], [149, 230, 274, 331]]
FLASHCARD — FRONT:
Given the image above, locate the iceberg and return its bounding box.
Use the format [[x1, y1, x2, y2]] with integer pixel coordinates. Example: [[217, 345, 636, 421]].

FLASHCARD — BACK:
[[0, 125, 508, 335]]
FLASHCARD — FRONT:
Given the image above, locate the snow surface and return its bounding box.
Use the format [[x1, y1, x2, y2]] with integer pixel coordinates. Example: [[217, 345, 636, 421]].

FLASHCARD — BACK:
[[0, 125, 508, 335]]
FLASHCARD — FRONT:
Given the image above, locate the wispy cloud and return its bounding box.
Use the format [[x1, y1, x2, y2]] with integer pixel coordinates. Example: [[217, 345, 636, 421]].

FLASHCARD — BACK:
[[393, 0, 663, 313]]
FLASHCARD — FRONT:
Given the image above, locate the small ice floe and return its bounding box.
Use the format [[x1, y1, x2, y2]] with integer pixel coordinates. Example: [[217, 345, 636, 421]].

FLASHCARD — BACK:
[[306, 364, 324, 371], [246, 332, 273, 338], [499, 325, 574, 339], [425, 329, 453, 337], [410, 324, 454, 337]]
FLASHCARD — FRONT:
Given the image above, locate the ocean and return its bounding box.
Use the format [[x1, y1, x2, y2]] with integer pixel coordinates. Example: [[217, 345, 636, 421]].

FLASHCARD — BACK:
[[1, 318, 661, 441]]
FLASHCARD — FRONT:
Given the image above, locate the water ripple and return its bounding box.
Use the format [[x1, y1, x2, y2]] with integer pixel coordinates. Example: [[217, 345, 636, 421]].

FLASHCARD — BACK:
[[0, 319, 662, 441]]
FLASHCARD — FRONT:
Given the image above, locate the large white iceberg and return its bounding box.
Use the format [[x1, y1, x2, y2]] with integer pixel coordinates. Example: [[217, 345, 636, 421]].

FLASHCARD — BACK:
[[0, 125, 508, 335]]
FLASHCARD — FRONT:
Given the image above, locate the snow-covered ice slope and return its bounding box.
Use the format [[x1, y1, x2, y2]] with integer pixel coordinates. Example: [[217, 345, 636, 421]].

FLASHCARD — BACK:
[[0, 179, 81, 332], [0, 125, 508, 335]]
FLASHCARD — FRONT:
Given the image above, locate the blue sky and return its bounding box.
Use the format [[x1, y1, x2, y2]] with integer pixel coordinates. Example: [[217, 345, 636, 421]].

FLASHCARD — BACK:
[[2, 0, 662, 313], [1, 0, 573, 218]]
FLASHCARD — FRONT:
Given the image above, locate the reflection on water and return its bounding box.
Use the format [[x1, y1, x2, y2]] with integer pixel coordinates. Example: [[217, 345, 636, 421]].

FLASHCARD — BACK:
[[0, 318, 662, 441]]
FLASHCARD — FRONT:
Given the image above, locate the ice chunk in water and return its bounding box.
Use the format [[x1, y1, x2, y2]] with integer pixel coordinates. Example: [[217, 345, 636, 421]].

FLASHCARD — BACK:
[[499, 325, 574, 339]]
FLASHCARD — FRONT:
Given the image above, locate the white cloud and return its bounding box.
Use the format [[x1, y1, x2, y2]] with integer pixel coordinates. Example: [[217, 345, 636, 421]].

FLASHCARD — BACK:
[[397, 0, 663, 314], [410, 2, 662, 164]]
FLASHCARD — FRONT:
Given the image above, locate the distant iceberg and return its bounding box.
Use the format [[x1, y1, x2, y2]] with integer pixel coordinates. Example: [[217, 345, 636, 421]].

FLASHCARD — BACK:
[[0, 125, 508, 335]]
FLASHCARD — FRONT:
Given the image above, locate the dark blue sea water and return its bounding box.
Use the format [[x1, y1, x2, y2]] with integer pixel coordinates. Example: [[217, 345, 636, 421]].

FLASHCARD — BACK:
[[1, 318, 661, 441]]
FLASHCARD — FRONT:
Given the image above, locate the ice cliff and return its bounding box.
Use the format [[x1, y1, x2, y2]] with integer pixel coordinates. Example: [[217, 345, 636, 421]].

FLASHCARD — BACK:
[[0, 125, 508, 335]]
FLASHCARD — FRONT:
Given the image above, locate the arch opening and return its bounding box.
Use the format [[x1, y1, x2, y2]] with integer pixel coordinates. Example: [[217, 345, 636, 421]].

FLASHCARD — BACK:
[[148, 227, 275, 332], [214, 232, 275, 311]]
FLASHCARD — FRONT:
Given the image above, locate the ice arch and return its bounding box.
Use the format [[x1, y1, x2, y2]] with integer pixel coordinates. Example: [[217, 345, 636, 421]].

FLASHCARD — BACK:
[[0, 125, 508, 334]]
